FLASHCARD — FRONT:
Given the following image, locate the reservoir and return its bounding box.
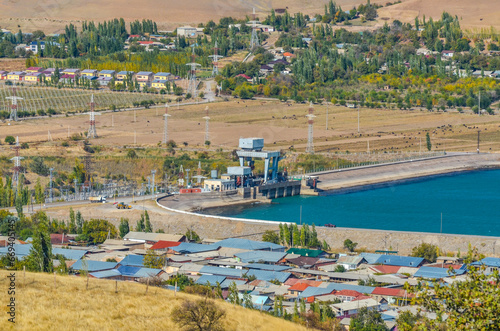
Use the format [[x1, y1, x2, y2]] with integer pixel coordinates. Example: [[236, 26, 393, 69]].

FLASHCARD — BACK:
[[212, 170, 500, 237]]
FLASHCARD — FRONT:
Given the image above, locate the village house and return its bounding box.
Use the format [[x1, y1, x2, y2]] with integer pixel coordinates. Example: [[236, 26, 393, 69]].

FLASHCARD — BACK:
[[116, 71, 135, 81], [80, 69, 98, 77], [99, 70, 116, 78], [23, 72, 43, 83], [29, 41, 45, 54], [26, 67, 43, 73], [441, 50, 455, 58], [331, 298, 381, 317], [7, 71, 25, 81], [97, 76, 112, 86], [176, 26, 197, 37], [62, 68, 80, 77], [337, 255, 366, 270]]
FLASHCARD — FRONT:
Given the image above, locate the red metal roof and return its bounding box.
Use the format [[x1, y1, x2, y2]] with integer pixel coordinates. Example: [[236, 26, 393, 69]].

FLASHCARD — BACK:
[[150, 240, 181, 250], [370, 265, 401, 274], [288, 283, 310, 292], [236, 74, 251, 79], [50, 233, 73, 245], [335, 289, 363, 297], [284, 279, 322, 287], [372, 287, 410, 297]]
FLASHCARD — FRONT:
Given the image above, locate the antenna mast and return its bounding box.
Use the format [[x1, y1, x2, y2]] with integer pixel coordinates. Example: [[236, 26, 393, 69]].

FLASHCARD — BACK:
[[306, 102, 316, 154]]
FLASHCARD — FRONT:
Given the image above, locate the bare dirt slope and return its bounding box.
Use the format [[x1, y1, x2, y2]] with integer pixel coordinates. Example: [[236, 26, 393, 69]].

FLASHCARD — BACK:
[[0, 0, 386, 33], [378, 0, 500, 30]]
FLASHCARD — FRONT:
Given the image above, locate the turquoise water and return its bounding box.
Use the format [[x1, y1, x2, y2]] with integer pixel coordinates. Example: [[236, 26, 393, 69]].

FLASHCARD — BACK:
[[216, 170, 500, 236]]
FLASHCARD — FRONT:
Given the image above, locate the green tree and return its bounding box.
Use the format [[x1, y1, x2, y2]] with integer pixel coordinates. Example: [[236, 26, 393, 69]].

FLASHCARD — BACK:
[[171, 298, 226, 331], [143, 249, 164, 268], [262, 230, 280, 244], [406, 247, 500, 330], [343, 238, 358, 252], [80, 219, 117, 244], [144, 211, 153, 233], [30, 157, 50, 176], [426, 132, 432, 151], [227, 281, 241, 305], [411, 243, 439, 263], [185, 229, 201, 243], [26, 213, 53, 272], [76, 211, 84, 234], [135, 214, 145, 232], [119, 218, 130, 238], [68, 207, 77, 233], [5, 136, 15, 145], [350, 307, 388, 331]]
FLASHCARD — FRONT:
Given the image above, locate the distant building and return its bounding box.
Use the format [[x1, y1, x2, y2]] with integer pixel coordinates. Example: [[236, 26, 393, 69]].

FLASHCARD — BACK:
[[99, 70, 116, 78], [24, 72, 43, 83], [81, 69, 98, 77], [62, 68, 80, 77], [30, 41, 45, 54], [116, 71, 135, 81], [177, 26, 197, 37], [441, 50, 455, 58]]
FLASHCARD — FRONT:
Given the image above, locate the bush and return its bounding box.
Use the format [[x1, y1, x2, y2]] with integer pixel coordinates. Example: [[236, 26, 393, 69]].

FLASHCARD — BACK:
[[171, 298, 225, 331], [5, 136, 15, 145]]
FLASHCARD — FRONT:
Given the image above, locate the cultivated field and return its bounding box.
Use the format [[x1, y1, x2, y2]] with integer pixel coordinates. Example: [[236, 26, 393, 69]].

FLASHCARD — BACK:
[[1, 99, 500, 155], [0, 85, 170, 114], [0, 269, 307, 331]]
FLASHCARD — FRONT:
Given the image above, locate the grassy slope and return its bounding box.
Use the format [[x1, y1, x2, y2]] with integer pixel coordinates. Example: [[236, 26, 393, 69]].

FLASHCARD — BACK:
[[0, 270, 307, 330]]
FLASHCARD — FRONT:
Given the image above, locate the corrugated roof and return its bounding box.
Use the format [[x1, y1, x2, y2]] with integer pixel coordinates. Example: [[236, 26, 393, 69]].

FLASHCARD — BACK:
[[124, 232, 184, 242], [118, 254, 144, 267], [196, 275, 226, 286], [0, 243, 31, 257], [171, 243, 220, 254], [235, 251, 286, 263], [199, 266, 291, 283], [116, 265, 162, 278], [71, 259, 117, 272], [288, 283, 310, 292], [414, 266, 466, 279], [52, 248, 86, 260], [215, 238, 285, 252], [477, 257, 500, 268], [90, 269, 121, 278], [286, 248, 325, 258], [245, 263, 291, 271], [360, 253, 424, 267], [150, 241, 181, 250]]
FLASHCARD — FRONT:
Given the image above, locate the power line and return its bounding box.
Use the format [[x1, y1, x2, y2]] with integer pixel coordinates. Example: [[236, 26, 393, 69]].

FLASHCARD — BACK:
[[306, 102, 316, 154]]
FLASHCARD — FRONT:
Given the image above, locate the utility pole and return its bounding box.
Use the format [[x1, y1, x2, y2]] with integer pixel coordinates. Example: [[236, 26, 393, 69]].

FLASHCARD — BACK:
[[209, 41, 223, 77], [477, 130, 481, 154], [249, 8, 260, 50], [10, 136, 23, 190], [357, 105, 360, 133], [151, 170, 156, 196], [306, 102, 316, 154], [6, 87, 23, 122], [86, 94, 100, 139], [49, 168, 54, 203], [325, 102, 328, 130], [203, 106, 210, 144], [186, 46, 201, 97], [163, 103, 171, 144]]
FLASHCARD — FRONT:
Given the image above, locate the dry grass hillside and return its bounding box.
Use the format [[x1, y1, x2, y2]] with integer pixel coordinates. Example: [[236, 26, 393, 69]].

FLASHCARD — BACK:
[[0, 269, 307, 330], [378, 0, 500, 30], [0, 0, 387, 33]]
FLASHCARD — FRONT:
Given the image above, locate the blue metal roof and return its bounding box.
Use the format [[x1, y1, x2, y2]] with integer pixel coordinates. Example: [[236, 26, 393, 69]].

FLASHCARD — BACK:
[[220, 279, 247, 289], [477, 257, 500, 268], [414, 266, 467, 279], [215, 238, 285, 251], [359, 253, 424, 267], [236, 251, 286, 263], [119, 254, 144, 267], [116, 265, 162, 278], [359, 253, 383, 264], [298, 283, 376, 298], [196, 275, 226, 286], [199, 266, 291, 283], [90, 270, 121, 279], [100, 70, 115, 74], [72, 259, 117, 272], [171, 243, 220, 254], [0, 243, 32, 257], [298, 286, 333, 298], [53, 248, 86, 260], [245, 263, 291, 271]]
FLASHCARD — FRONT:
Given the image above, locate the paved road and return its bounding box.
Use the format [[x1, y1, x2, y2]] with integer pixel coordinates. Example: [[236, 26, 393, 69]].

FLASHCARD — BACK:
[[315, 153, 500, 191], [6, 194, 167, 214]]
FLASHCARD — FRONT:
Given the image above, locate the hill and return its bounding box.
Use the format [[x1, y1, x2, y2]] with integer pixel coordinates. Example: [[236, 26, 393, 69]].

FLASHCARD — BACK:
[[0, 269, 307, 330], [0, 0, 383, 33], [378, 0, 500, 30]]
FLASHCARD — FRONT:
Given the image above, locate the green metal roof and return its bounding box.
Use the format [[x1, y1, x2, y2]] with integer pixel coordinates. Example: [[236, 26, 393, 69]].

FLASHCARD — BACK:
[[286, 248, 325, 258]]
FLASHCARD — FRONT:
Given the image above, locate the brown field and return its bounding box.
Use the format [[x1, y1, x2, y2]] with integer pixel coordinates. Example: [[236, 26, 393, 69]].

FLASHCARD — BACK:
[[378, 0, 500, 30], [1, 99, 500, 156], [0, 0, 387, 33], [0, 269, 307, 331]]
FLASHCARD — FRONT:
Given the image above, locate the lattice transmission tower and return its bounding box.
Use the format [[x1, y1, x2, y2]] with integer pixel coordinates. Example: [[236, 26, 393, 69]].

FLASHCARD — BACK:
[[186, 46, 201, 97], [10, 137, 23, 189], [209, 41, 224, 77], [249, 8, 260, 49], [86, 94, 100, 139], [306, 102, 316, 154], [6, 87, 23, 122]]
